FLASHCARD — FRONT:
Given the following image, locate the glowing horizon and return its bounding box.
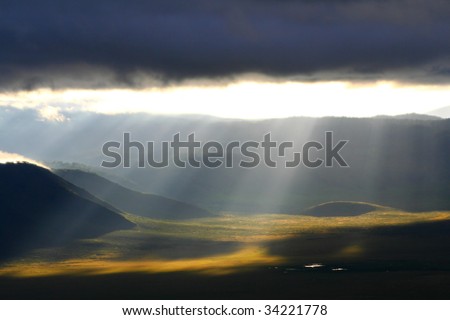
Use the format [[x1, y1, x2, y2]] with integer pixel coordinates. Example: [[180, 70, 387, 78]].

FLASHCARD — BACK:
[[1, 80, 449, 120]]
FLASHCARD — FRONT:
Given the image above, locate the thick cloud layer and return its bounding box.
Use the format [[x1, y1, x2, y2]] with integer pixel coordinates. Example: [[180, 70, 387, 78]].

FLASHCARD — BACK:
[[1, 0, 450, 89]]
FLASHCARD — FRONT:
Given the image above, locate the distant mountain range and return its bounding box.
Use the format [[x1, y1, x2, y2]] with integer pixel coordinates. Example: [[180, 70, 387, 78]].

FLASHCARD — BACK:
[[0, 163, 135, 259], [1, 108, 450, 214], [374, 113, 441, 120]]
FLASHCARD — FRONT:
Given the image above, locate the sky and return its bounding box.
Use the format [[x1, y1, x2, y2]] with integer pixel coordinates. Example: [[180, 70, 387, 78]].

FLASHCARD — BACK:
[[1, 0, 450, 119]]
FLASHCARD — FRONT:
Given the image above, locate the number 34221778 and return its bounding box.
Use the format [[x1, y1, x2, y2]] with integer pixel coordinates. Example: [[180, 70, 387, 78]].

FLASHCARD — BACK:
[[264, 304, 327, 316]]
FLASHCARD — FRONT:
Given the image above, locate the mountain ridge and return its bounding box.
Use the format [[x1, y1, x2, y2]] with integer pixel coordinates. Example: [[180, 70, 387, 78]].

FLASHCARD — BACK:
[[0, 162, 135, 259], [56, 169, 213, 220]]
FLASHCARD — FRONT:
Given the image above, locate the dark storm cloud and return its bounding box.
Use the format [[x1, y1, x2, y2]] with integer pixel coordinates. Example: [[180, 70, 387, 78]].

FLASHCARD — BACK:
[[0, 0, 450, 89]]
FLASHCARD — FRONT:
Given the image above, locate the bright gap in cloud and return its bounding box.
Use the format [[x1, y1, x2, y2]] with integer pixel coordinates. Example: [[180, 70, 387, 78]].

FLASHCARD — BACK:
[[1, 81, 449, 119]]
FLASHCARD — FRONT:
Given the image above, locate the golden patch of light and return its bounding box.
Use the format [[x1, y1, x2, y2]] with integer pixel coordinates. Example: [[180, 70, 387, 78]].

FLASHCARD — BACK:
[[129, 210, 450, 243], [428, 212, 450, 221], [337, 244, 365, 258], [1, 80, 450, 119], [0, 151, 49, 169], [0, 246, 284, 278]]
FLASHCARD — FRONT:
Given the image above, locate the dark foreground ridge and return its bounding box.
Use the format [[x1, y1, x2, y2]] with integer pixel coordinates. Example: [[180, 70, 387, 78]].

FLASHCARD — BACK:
[[0, 162, 134, 259]]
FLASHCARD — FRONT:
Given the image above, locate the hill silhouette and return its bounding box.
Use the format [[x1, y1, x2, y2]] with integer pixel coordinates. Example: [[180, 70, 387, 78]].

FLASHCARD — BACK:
[[56, 169, 213, 220], [302, 201, 381, 217], [0, 163, 134, 259]]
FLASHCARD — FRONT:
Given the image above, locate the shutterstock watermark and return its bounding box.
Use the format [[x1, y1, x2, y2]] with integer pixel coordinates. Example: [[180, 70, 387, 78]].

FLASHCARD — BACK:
[[101, 132, 349, 169]]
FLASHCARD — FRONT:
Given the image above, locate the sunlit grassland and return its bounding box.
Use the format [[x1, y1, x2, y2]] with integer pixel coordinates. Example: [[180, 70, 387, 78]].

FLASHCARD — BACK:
[[1, 207, 450, 277], [121, 208, 450, 242]]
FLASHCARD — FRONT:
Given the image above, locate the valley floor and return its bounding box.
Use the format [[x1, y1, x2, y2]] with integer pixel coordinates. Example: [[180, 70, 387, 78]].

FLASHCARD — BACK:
[[1, 209, 450, 299]]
